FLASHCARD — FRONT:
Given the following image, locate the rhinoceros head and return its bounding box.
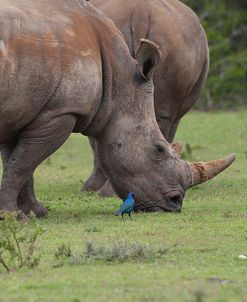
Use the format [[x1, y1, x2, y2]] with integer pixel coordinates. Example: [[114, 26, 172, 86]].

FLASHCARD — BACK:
[[95, 39, 235, 212]]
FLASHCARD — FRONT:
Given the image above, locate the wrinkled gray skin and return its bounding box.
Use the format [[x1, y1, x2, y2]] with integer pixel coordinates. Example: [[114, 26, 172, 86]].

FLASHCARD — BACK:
[[83, 0, 209, 197], [0, 0, 193, 217]]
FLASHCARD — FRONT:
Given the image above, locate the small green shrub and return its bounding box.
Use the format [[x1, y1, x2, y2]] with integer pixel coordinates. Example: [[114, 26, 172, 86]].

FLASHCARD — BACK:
[[53, 244, 72, 268], [54, 241, 178, 266], [84, 241, 155, 262], [85, 226, 101, 233], [0, 213, 44, 272]]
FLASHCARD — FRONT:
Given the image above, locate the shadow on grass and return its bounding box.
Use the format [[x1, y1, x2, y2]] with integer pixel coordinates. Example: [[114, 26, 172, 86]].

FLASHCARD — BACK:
[[34, 183, 118, 224]]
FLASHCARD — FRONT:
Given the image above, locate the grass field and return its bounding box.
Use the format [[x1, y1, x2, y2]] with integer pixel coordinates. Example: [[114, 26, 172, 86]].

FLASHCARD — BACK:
[[0, 111, 246, 302]]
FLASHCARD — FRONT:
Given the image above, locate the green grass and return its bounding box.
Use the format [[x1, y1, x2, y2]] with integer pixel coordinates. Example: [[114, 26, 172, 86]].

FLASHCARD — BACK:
[[0, 111, 246, 302]]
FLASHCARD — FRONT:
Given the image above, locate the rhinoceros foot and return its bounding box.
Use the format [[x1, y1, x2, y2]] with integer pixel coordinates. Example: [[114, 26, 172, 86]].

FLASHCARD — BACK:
[[17, 198, 48, 218], [0, 200, 26, 220], [82, 169, 107, 192], [98, 180, 116, 197]]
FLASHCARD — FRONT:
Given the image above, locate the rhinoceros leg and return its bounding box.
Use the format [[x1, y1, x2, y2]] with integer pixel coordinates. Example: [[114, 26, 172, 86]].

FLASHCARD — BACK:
[[0, 114, 76, 216], [166, 120, 180, 143], [17, 176, 48, 218], [0, 144, 18, 213], [1, 145, 48, 217], [83, 137, 116, 197], [98, 179, 116, 197], [82, 137, 107, 192]]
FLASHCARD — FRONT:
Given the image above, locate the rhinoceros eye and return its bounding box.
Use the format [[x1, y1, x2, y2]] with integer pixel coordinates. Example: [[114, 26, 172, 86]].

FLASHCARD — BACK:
[[155, 144, 165, 154], [151, 143, 167, 160], [151, 140, 168, 161]]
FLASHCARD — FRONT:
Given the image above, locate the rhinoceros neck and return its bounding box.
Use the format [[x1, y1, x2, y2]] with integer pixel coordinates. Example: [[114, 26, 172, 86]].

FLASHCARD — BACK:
[[80, 46, 113, 137], [81, 13, 136, 138]]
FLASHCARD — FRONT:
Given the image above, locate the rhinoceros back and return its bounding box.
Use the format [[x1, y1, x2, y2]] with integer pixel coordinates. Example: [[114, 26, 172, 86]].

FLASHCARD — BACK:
[[0, 0, 103, 142]]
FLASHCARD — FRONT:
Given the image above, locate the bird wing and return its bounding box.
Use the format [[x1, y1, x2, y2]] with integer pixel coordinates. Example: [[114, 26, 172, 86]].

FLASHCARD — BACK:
[[115, 199, 134, 215]]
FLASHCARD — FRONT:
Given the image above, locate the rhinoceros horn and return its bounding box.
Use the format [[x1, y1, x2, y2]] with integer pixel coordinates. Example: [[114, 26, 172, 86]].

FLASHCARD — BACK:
[[186, 154, 236, 187]]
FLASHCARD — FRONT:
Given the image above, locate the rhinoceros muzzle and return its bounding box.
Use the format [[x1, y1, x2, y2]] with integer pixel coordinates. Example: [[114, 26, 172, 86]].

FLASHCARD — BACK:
[[135, 193, 183, 213]]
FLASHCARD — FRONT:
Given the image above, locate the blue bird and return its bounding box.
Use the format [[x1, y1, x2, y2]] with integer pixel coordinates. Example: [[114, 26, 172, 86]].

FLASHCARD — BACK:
[[115, 192, 135, 219]]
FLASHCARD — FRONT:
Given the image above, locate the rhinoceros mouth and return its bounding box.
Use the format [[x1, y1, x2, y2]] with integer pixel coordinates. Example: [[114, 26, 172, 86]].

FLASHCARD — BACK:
[[159, 205, 182, 213], [134, 204, 181, 213]]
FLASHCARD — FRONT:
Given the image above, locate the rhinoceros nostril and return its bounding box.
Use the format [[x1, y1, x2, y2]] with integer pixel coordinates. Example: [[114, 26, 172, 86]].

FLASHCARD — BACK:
[[170, 196, 181, 204], [168, 194, 183, 210]]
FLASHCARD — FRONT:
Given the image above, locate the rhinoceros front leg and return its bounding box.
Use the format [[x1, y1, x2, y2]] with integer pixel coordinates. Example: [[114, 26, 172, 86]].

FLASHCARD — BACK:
[[17, 176, 48, 218], [82, 137, 107, 192], [83, 137, 116, 197], [0, 114, 76, 217], [166, 120, 180, 143], [155, 115, 180, 144], [98, 179, 116, 197], [0, 144, 19, 213], [1, 145, 48, 218]]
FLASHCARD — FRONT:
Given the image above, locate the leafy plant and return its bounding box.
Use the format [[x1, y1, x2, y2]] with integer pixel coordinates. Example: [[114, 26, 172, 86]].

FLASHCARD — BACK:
[[0, 213, 44, 272], [54, 241, 178, 267], [53, 244, 72, 268]]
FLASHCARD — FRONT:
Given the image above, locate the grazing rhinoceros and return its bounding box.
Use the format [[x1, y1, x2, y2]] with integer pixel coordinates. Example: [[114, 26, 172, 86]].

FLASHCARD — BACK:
[[0, 0, 234, 217], [83, 0, 210, 197]]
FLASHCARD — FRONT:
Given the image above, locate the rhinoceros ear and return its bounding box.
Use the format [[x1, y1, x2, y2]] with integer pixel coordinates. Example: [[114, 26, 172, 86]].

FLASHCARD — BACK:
[[135, 39, 160, 81], [171, 142, 184, 158]]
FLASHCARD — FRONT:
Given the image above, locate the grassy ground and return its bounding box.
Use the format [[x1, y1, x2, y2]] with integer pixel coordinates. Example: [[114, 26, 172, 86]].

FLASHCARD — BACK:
[[0, 111, 246, 302]]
